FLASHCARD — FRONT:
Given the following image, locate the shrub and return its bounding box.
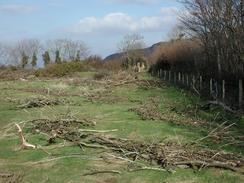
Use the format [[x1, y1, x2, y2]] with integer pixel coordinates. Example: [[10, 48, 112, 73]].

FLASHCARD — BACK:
[[35, 61, 85, 77], [93, 71, 109, 80]]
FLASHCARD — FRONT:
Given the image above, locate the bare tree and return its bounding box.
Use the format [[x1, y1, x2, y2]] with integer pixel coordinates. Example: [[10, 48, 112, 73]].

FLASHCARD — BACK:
[[63, 39, 89, 61], [45, 39, 89, 62], [118, 33, 145, 55], [17, 39, 41, 58], [180, 0, 244, 77], [4, 39, 42, 67], [167, 25, 188, 41], [117, 33, 147, 69]]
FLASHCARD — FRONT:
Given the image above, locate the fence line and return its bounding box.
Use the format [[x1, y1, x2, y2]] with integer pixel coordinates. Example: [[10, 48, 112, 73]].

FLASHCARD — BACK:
[[152, 70, 243, 110]]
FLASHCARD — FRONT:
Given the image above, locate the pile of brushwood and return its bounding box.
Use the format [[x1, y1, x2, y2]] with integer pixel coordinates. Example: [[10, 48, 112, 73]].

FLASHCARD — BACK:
[[64, 72, 165, 104], [22, 117, 244, 174], [17, 97, 65, 109], [102, 71, 165, 89], [0, 171, 24, 183], [130, 97, 205, 126]]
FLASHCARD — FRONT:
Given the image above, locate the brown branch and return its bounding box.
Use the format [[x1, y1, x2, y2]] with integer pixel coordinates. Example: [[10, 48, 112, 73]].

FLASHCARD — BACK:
[[83, 170, 121, 176], [173, 161, 244, 174]]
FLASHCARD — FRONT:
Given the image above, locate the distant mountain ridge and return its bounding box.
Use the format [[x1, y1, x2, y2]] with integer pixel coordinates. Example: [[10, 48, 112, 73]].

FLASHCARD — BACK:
[[104, 41, 167, 61]]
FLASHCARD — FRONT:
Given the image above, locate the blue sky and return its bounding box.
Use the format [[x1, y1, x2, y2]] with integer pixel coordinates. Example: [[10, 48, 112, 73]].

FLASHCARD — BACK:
[[0, 0, 182, 57]]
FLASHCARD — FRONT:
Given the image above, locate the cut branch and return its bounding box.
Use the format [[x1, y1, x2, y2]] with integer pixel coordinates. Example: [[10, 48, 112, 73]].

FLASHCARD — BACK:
[[15, 124, 36, 149]]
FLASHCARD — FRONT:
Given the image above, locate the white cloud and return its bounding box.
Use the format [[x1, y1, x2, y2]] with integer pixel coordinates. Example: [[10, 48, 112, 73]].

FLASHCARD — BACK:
[[0, 4, 37, 14], [105, 0, 159, 5], [68, 12, 177, 35], [160, 7, 179, 15]]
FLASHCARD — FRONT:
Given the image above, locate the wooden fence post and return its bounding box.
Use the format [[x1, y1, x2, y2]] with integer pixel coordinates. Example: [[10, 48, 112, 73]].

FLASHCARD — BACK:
[[169, 71, 171, 82], [178, 72, 181, 83], [222, 80, 225, 100], [200, 76, 203, 90], [186, 74, 189, 87], [192, 75, 195, 87], [174, 72, 176, 84], [210, 78, 213, 96], [163, 70, 166, 80], [239, 79, 243, 108]]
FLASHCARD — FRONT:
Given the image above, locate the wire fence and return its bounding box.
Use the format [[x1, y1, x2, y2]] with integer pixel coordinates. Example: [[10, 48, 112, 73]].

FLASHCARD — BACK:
[[151, 69, 243, 110]]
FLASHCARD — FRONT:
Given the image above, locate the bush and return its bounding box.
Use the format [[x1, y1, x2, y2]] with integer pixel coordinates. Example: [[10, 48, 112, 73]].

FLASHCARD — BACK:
[[93, 71, 109, 80], [35, 61, 85, 77]]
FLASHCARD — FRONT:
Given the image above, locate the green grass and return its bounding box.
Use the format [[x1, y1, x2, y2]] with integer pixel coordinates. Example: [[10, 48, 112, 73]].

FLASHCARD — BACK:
[[0, 72, 243, 183]]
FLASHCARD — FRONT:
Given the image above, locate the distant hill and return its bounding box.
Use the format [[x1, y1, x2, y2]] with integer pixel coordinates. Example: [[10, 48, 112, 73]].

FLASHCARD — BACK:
[[104, 41, 167, 61]]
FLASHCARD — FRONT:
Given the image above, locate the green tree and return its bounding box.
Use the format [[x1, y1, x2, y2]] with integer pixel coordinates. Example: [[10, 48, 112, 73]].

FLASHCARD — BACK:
[[31, 52, 37, 68], [42, 51, 50, 67], [55, 50, 61, 64], [21, 51, 28, 68]]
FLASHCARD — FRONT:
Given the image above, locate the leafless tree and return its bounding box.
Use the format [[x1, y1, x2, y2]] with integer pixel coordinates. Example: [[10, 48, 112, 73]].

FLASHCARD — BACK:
[[45, 39, 89, 62], [180, 0, 244, 78], [117, 33, 146, 69], [167, 25, 188, 41], [118, 33, 145, 55]]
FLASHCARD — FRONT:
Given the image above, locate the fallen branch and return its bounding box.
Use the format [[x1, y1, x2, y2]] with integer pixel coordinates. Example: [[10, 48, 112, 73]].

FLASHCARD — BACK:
[[83, 170, 121, 176], [129, 166, 168, 172], [26, 155, 102, 165], [173, 161, 244, 174], [15, 124, 36, 149], [78, 129, 118, 133], [79, 142, 120, 151], [201, 101, 237, 114]]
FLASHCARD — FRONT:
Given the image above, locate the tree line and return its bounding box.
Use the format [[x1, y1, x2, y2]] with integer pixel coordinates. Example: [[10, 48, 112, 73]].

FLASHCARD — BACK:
[[151, 0, 244, 80], [0, 39, 89, 68]]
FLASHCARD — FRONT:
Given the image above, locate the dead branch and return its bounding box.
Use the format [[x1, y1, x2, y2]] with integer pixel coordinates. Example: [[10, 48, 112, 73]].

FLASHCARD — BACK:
[[173, 161, 244, 174], [201, 101, 237, 114], [129, 166, 168, 172], [83, 170, 121, 176], [17, 97, 64, 109], [78, 129, 118, 133], [15, 124, 36, 149]]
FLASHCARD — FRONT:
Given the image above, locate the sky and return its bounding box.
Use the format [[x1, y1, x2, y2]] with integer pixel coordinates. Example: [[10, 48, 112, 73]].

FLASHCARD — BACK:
[[0, 0, 182, 57]]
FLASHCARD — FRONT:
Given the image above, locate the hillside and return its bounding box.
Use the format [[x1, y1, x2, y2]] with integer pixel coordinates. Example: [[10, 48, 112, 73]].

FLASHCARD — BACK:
[[104, 42, 167, 61]]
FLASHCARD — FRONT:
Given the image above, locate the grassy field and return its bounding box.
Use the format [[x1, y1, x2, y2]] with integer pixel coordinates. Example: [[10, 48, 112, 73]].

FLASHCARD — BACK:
[[0, 71, 243, 183]]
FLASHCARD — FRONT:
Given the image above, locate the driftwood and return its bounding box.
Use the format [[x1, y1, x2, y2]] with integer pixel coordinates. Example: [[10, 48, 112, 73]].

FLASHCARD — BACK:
[[15, 124, 36, 149]]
